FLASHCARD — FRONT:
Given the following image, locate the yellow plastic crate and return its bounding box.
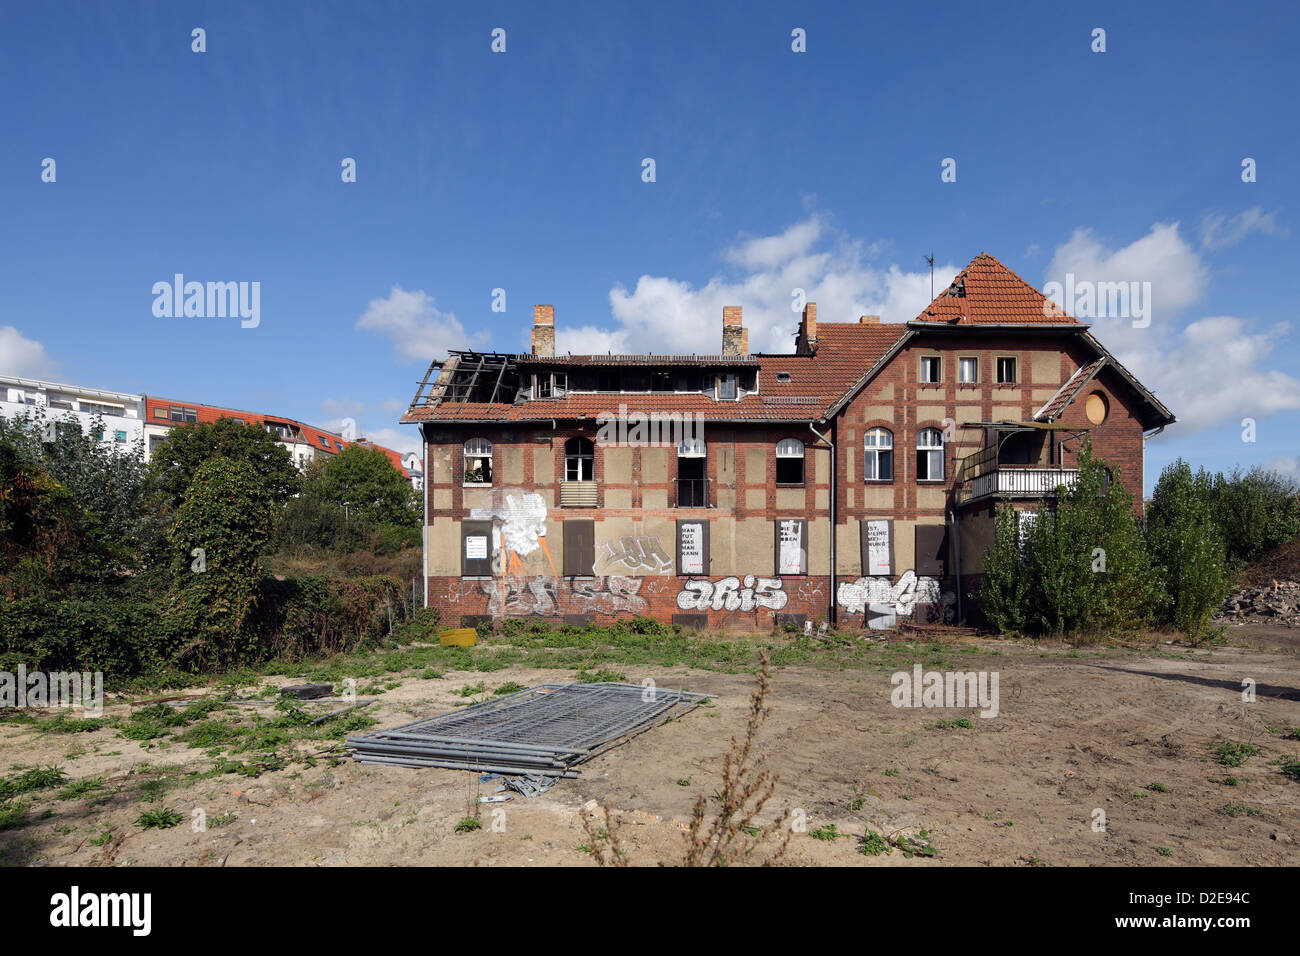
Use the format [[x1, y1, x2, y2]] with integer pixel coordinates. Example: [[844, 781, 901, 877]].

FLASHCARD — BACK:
[[439, 627, 478, 647]]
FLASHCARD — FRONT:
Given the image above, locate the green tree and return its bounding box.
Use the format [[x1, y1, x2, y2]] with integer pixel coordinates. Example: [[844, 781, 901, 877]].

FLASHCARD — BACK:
[[164, 458, 276, 668], [1022, 439, 1155, 636], [1147, 459, 1230, 641], [1208, 467, 1300, 567], [314, 444, 418, 529], [147, 418, 298, 511], [977, 502, 1031, 633]]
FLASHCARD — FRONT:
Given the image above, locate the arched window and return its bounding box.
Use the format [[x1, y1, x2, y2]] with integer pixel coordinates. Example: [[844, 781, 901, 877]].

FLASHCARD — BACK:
[[916, 427, 944, 482], [776, 438, 805, 485], [864, 428, 893, 481], [464, 438, 492, 484], [565, 436, 594, 481]]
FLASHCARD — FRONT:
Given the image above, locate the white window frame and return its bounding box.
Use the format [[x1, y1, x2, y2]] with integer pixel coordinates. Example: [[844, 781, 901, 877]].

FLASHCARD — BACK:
[[958, 356, 978, 384], [916, 427, 944, 482], [863, 427, 893, 482], [919, 355, 942, 384], [996, 356, 1018, 384], [463, 437, 493, 485]]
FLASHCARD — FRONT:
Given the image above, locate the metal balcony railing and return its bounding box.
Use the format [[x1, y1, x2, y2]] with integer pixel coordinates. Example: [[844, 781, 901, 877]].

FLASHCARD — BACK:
[[674, 477, 710, 508], [958, 467, 1079, 503]]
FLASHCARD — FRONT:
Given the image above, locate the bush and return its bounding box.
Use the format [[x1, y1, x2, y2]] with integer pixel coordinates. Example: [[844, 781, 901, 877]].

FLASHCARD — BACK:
[[1208, 467, 1300, 567], [253, 574, 407, 660], [1147, 460, 1231, 641], [977, 503, 1030, 634]]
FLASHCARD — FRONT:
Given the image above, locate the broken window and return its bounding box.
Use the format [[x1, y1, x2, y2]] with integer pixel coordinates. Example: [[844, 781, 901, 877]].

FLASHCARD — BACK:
[[464, 438, 493, 484], [996, 356, 1018, 383], [920, 356, 941, 384], [776, 438, 805, 485], [565, 436, 594, 481]]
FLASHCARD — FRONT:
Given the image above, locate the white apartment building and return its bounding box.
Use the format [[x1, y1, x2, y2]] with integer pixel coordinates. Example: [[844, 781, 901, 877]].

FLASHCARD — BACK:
[[0, 373, 146, 452]]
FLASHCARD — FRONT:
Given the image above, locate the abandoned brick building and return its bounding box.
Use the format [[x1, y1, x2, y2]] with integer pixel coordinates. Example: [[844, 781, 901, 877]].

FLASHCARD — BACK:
[[402, 253, 1175, 631]]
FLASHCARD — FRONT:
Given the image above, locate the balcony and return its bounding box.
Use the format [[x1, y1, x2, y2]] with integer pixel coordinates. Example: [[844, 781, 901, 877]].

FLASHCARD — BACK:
[[674, 477, 710, 508], [558, 480, 598, 508], [957, 443, 1077, 503]]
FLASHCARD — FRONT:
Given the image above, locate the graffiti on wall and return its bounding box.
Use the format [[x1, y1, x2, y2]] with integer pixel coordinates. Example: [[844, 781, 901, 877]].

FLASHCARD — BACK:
[[836, 571, 955, 630], [593, 534, 673, 575], [475, 574, 648, 619], [676, 575, 788, 613]]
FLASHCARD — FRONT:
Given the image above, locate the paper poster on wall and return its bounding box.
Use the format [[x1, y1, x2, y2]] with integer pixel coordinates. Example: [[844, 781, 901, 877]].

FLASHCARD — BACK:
[[465, 535, 488, 560], [679, 522, 705, 575], [866, 519, 891, 575], [778, 519, 804, 574]]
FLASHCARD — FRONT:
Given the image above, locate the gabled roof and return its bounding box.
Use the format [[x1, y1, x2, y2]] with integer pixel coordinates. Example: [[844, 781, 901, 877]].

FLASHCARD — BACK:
[[912, 252, 1081, 326]]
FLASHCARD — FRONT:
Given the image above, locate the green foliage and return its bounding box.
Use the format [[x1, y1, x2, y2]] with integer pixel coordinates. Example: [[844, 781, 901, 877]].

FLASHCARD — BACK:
[[164, 458, 276, 669], [147, 417, 299, 511], [254, 574, 407, 660], [977, 503, 1030, 633], [135, 807, 184, 829], [1147, 460, 1231, 641], [313, 444, 419, 530], [1208, 467, 1300, 566], [978, 441, 1155, 637]]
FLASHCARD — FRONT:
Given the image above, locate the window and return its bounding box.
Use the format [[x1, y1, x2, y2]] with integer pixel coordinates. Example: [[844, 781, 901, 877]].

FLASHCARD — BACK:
[[464, 438, 493, 484], [171, 406, 197, 424], [565, 436, 594, 481], [677, 438, 707, 507], [154, 407, 168, 419], [319, 436, 331, 449], [775, 372, 791, 383], [1085, 391, 1109, 425], [959, 357, 978, 383], [538, 375, 551, 399], [996, 356, 1018, 383], [863, 428, 893, 481], [114, 430, 127, 443], [915, 525, 949, 576], [718, 374, 737, 400], [920, 356, 941, 384], [916, 427, 944, 481], [597, 372, 620, 392], [230, 418, 244, 425], [148, 435, 166, 454], [775, 438, 805, 484]]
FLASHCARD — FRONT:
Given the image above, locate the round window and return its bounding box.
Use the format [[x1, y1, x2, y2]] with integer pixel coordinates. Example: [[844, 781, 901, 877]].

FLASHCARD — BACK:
[[1085, 391, 1108, 425]]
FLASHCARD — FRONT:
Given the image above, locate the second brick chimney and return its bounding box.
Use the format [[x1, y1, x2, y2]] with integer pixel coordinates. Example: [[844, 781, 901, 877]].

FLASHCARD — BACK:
[[796, 302, 819, 355], [722, 305, 747, 356], [532, 304, 555, 357]]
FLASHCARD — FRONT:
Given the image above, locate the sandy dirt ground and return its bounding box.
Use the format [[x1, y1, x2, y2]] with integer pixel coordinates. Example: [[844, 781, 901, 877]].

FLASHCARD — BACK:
[[2, 628, 1297, 867]]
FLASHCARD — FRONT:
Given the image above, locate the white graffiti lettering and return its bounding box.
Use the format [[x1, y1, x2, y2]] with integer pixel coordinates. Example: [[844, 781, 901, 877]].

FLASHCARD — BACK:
[[836, 571, 954, 630], [675, 575, 788, 613]]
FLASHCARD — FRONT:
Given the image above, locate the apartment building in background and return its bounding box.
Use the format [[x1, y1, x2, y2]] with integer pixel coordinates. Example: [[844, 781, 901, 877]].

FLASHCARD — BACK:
[[0, 374, 145, 449], [404, 253, 1175, 631]]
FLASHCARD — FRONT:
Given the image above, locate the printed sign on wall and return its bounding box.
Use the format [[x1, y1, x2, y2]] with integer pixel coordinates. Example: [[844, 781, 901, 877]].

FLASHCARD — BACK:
[[778, 519, 804, 575], [679, 522, 705, 575], [465, 535, 488, 560], [865, 519, 891, 575]]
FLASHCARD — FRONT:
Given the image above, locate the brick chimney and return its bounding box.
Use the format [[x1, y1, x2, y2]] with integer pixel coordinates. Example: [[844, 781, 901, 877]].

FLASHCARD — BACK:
[[722, 305, 747, 356], [531, 304, 555, 357], [858, 314, 881, 325], [796, 302, 819, 355]]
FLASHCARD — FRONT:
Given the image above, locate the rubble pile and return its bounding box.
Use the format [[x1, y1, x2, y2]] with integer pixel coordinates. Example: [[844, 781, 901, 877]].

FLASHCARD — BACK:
[[1215, 580, 1300, 627]]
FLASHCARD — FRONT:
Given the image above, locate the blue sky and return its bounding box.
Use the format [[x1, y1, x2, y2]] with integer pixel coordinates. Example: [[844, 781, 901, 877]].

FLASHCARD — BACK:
[[2, 0, 1297, 490]]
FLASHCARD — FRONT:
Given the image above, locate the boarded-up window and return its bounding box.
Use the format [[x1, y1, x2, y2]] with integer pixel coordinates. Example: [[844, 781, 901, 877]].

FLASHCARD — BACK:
[[860, 519, 893, 576], [915, 524, 948, 577], [774, 518, 808, 575], [461, 520, 493, 577], [677, 520, 709, 575], [563, 519, 595, 576]]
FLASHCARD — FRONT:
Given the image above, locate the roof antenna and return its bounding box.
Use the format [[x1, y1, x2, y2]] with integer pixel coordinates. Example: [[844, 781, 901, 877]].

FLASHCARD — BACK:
[[924, 253, 936, 300]]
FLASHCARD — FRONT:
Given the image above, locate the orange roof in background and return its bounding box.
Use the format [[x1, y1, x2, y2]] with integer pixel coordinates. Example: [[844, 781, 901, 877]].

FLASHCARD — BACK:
[[912, 252, 1082, 326], [144, 396, 412, 476]]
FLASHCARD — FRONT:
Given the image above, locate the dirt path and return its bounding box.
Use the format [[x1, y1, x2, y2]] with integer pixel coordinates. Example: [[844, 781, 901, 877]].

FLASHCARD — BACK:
[[2, 635, 1297, 866]]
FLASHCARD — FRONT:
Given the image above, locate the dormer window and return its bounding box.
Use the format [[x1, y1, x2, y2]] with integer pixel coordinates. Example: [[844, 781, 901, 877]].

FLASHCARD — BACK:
[[775, 372, 791, 383], [718, 374, 737, 400]]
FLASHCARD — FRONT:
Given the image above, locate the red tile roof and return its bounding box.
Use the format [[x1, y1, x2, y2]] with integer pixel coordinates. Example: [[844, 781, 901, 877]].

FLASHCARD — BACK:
[[912, 252, 1081, 326], [145, 396, 411, 476]]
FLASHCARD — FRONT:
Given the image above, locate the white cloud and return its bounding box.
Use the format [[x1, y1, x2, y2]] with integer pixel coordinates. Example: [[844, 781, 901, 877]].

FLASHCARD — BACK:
[[362, 426, 422, 457], [1265, 456, 1298, 475], [356, 286, 487, 363], [557, 217, 957, 356], [1200, 206, 1287, 250], [1045, 224, 1300, 433], [0, 326, 57, 379]]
